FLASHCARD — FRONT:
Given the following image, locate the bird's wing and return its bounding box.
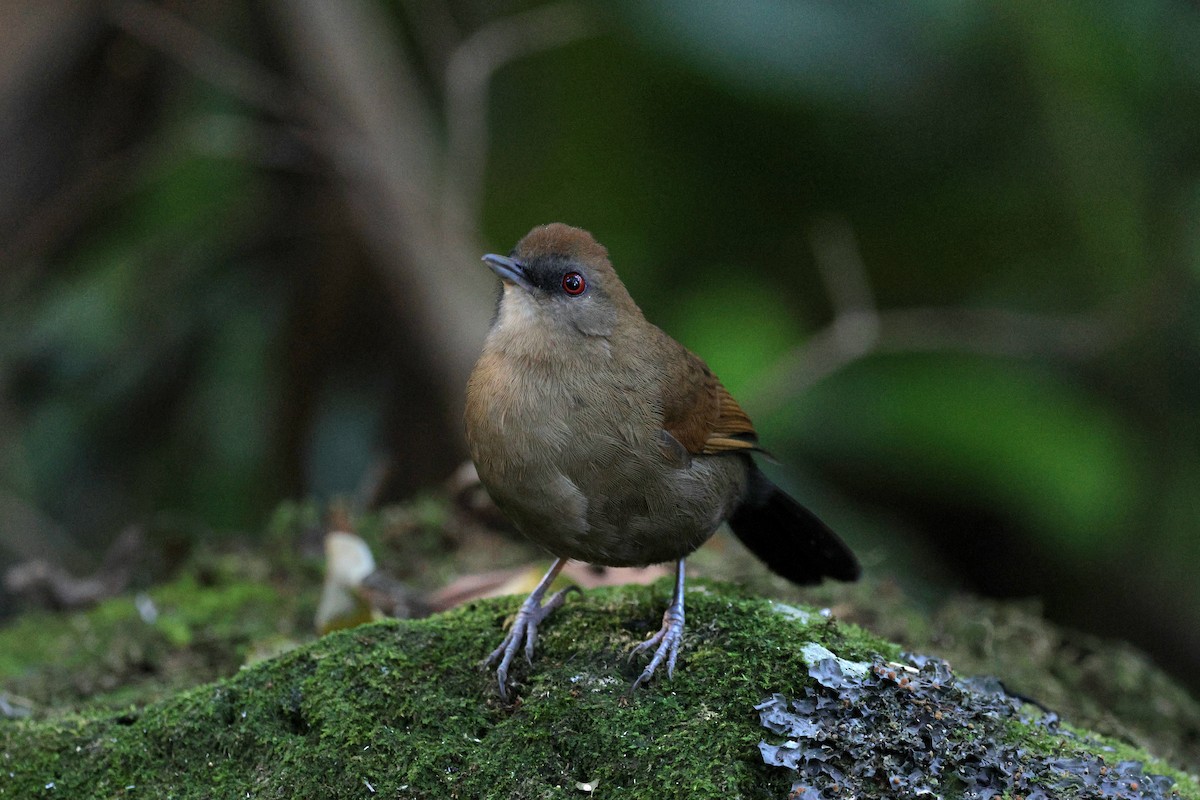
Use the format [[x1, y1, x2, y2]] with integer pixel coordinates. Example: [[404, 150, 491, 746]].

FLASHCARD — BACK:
[[701, 383, 760, 454], [658, 339, 760, 456]]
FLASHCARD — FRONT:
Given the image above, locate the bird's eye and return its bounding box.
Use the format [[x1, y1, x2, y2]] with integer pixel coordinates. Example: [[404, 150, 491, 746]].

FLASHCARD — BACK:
[[562, 271, 585, 296]]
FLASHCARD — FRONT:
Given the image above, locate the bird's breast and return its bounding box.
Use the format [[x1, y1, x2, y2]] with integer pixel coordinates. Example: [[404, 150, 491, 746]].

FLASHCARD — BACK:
[[466, 343, 620, 554], [466, 341, 644, 483], [465, 339, 746, 567]]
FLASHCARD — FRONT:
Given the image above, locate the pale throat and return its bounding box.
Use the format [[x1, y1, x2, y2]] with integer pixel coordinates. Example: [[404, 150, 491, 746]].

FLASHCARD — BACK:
[[494, 283, 543, 335], [491, 283, 614, 360]]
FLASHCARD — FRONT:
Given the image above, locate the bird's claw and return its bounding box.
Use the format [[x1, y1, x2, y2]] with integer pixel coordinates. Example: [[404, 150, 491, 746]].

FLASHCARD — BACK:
[[629, 600, 685, 692], [486, 585, 579, 701]]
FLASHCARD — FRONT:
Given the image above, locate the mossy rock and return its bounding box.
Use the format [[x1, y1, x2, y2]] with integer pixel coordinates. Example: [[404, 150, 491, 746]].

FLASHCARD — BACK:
[[2, 581, 1197, 799]]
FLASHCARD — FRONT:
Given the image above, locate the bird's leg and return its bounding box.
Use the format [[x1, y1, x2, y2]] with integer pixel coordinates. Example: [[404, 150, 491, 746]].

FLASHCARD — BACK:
[[629, 559, 687, 691], [485, 557, 577, 701]]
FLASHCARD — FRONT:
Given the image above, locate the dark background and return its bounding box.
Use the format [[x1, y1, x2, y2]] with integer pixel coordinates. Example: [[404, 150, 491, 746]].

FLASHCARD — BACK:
[[1, 1, 1198, 690]]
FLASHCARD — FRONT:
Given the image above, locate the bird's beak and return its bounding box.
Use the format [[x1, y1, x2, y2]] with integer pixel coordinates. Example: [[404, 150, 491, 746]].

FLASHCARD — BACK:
[[482, 254, 532, 291]]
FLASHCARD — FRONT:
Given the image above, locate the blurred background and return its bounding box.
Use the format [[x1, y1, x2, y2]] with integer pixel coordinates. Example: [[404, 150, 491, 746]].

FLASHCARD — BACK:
[[1, 0, 1198, 693]]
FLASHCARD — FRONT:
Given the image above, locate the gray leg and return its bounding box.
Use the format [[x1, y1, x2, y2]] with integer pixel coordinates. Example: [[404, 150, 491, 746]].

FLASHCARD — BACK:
[[629, 559, 686, 691], [485, 558, 577, 701]]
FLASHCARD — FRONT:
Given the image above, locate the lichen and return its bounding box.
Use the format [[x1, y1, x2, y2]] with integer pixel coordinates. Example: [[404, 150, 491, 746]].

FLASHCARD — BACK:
[[759, 649, 1187, 799]]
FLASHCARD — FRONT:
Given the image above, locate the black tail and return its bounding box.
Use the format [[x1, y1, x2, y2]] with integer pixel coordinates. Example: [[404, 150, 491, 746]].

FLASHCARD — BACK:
[[727, 466, 860, 585]]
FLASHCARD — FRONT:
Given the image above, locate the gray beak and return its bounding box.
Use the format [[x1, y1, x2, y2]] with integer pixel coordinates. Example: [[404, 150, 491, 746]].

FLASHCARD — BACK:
[[482, 254, 532, 290]]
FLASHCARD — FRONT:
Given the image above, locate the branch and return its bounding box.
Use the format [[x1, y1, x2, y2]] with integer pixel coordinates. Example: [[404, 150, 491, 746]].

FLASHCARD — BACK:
[[748, 218, 1130, 414], [108, 0, 310, 123]]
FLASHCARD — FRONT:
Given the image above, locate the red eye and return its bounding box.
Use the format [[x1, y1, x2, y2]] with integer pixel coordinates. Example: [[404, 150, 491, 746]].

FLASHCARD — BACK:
[[562, 271, 585, 295]]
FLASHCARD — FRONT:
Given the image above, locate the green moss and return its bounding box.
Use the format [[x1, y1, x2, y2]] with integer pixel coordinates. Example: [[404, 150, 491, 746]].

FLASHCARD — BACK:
[[0, 570, 296, 716], [3, 581, 1195, 799]]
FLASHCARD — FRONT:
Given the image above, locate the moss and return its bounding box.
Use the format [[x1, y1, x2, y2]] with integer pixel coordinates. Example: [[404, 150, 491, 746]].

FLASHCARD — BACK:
[[2, 581, 1196, 799], [0, 567, 300, 717]]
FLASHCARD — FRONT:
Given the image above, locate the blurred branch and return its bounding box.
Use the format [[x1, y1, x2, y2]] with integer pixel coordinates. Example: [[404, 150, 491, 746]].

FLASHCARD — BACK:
[[3, 526, 143, 610], [108, 0, 595, 431], [271, 1, 595, 416], [108, 1, 474, 407], [0, 490, 77, 564], [109, 1, 308, 122], [806, 214, 881, 360], [443, 2, 593, 231], [750, 217, 1130, 413], [269, 0, 485, 410], [396, 0, 463, 88], [809, 216, 878, 321], [0, 3, 103, 281], [0, 150, 135, 293]]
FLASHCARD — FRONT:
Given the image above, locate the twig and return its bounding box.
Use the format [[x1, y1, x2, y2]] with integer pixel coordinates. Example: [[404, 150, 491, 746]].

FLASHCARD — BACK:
[[108, 0, 310, 122], [807, 215, 880, 358], [0, 149, 136, 290], [3, 526, 143, 610], [748, 218, 1130, 414], [396, 0, 463, 87]]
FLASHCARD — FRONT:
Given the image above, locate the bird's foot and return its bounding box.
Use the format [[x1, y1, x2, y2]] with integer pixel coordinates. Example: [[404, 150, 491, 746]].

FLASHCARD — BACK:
[[486, 585, 579, 701], [629, 596, 685, 692]]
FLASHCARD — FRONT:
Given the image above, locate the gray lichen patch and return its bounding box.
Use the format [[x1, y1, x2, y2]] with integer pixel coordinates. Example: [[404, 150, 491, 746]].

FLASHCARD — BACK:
[[759, 648, 1185, 799]]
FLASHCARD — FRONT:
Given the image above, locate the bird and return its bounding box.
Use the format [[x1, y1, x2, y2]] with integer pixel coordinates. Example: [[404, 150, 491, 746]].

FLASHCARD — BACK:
[[465, 223, 860, 701]]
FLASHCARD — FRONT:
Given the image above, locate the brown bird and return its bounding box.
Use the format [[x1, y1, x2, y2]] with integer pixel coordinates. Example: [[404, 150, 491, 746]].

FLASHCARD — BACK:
[[466, 223, 859, 700]]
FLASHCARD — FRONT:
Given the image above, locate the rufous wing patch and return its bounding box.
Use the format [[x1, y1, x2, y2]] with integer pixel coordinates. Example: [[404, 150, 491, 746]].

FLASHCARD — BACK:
[[700, 383, 759, 454], [661, 348, 761, 457]]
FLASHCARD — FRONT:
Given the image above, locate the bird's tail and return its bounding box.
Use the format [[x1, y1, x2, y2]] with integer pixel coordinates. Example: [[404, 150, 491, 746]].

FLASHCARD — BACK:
[[727, 466, 860, 585]]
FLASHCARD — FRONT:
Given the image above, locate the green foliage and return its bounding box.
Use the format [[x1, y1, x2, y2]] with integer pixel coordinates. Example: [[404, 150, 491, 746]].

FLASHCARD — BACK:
[[665, 276, 804, 394], [3, 90, 283, 538], [785, 353, 1141, 554]]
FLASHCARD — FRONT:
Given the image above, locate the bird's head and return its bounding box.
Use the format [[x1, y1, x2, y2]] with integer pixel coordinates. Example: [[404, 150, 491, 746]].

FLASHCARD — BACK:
[[482, 223, 641, 338]]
